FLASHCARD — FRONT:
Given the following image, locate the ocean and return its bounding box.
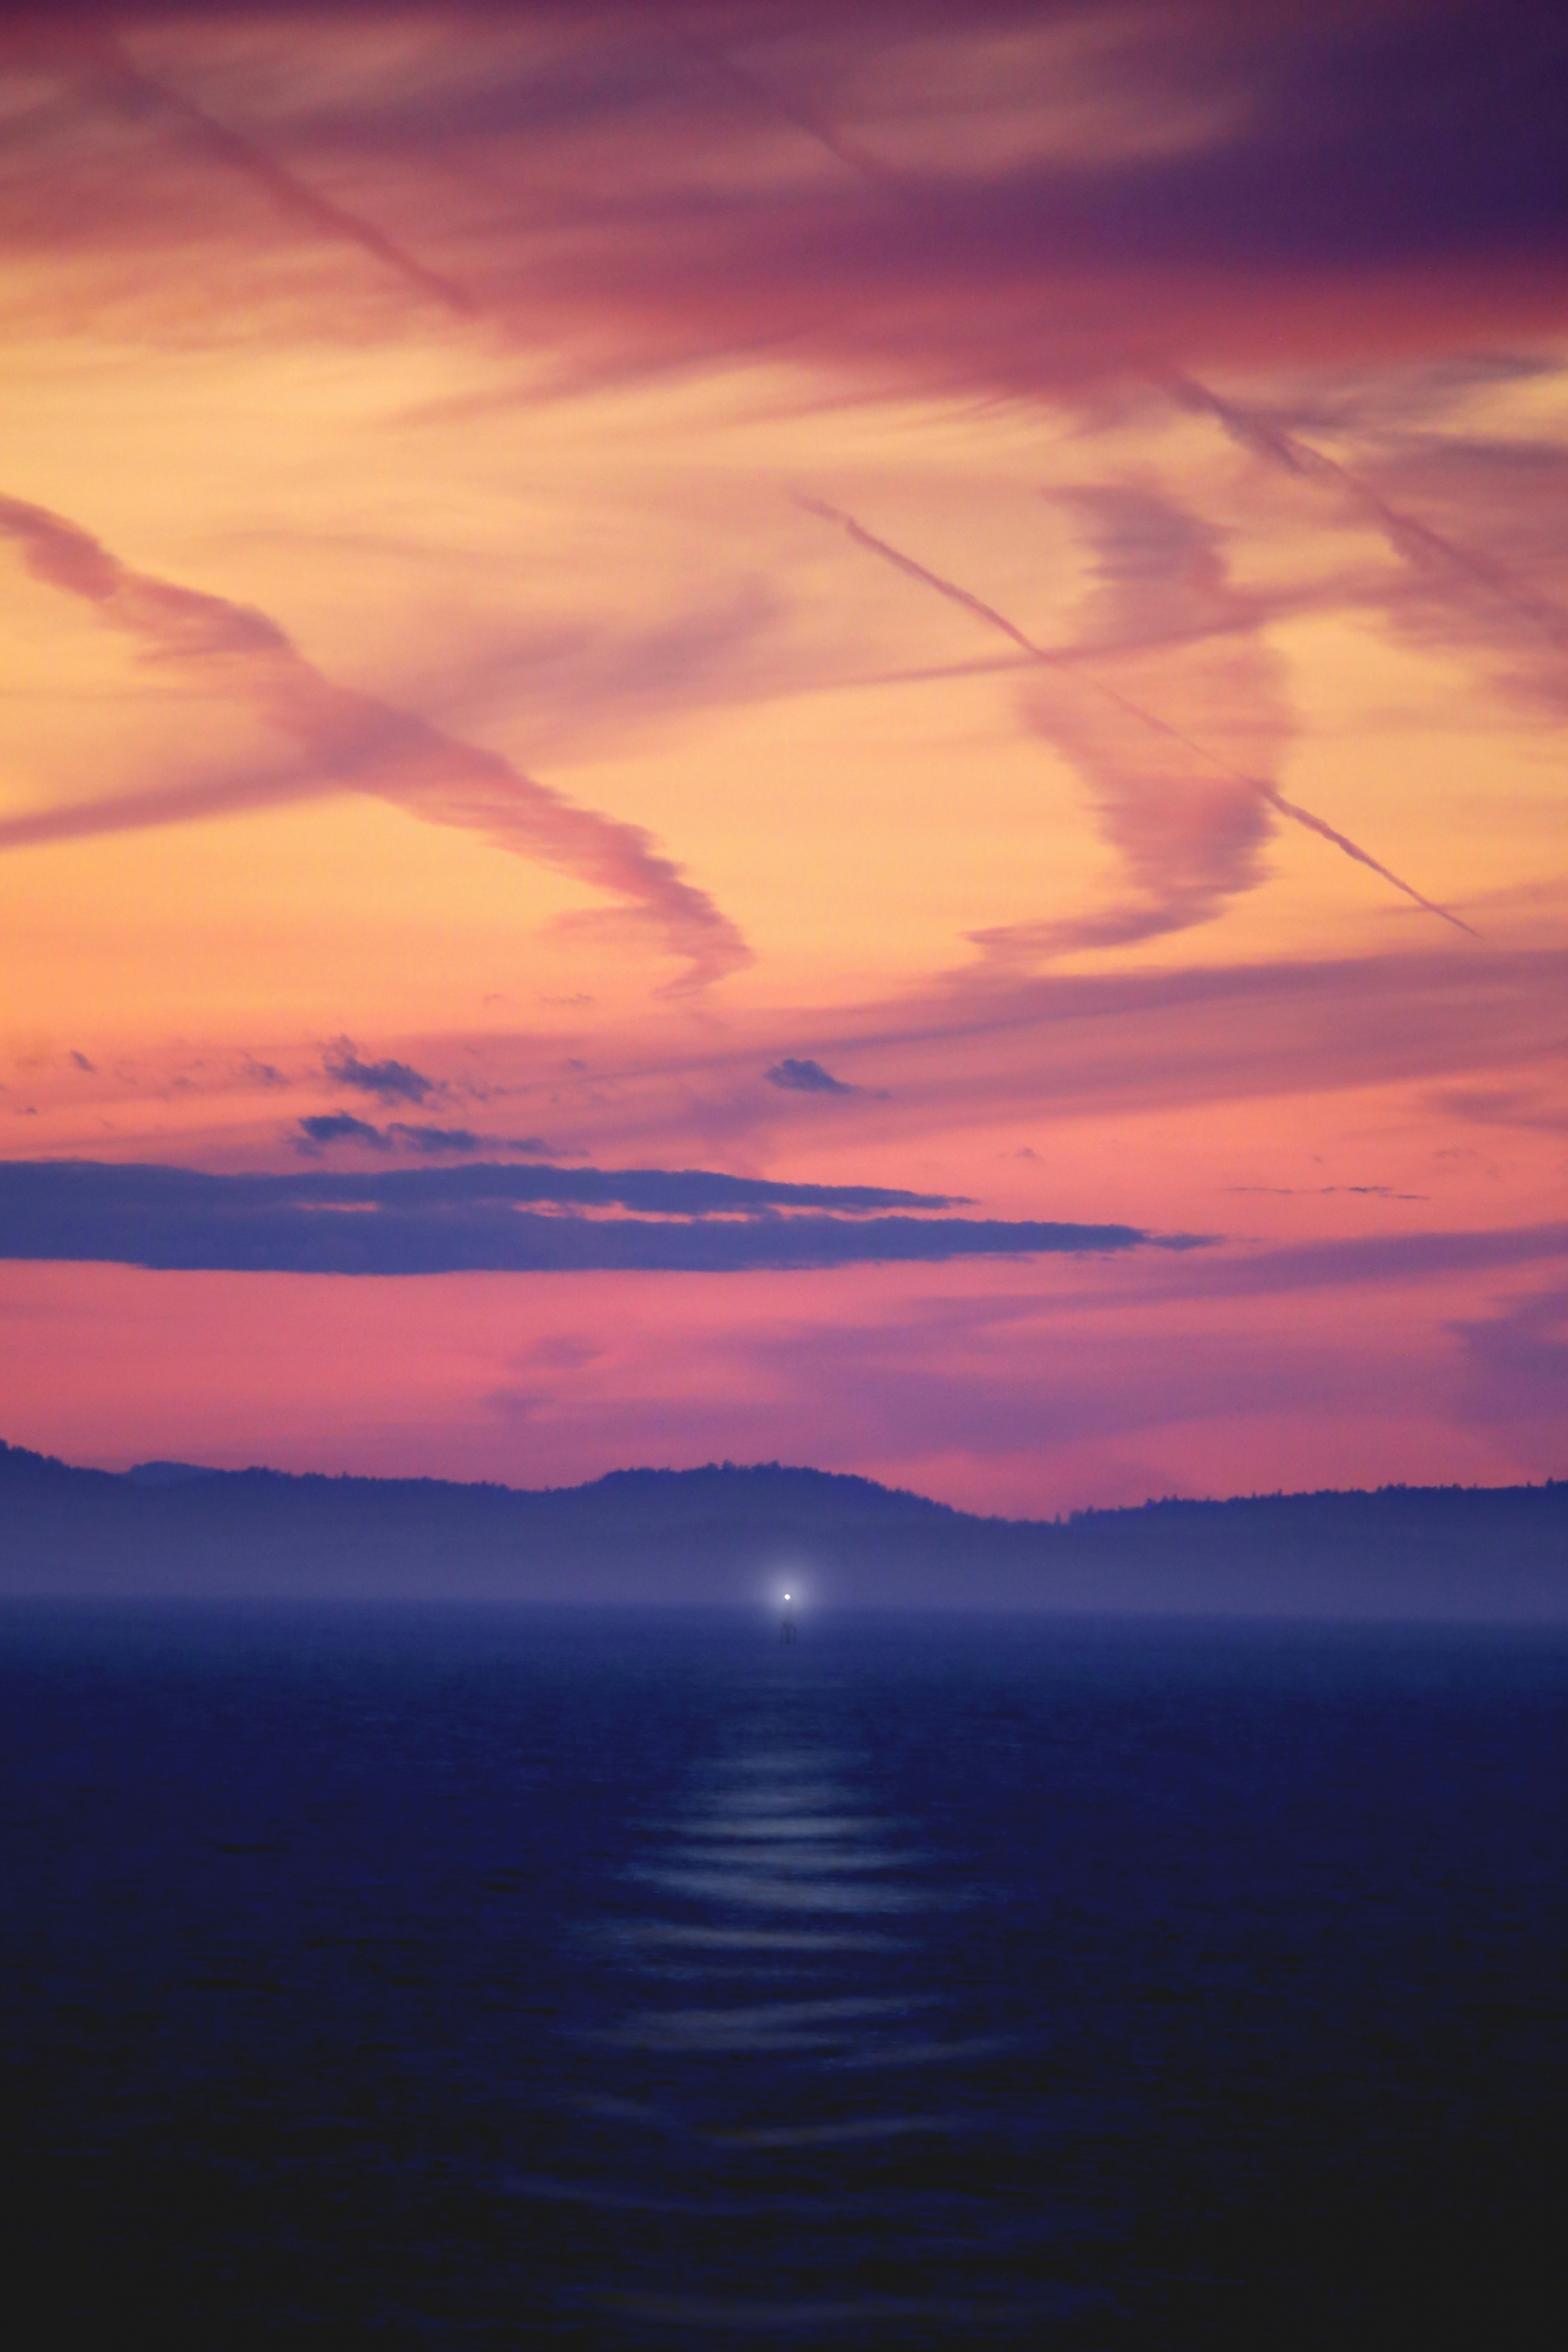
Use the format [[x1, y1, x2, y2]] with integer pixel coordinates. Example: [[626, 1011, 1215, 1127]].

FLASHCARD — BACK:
[[2, 1605, 1562, 2347]]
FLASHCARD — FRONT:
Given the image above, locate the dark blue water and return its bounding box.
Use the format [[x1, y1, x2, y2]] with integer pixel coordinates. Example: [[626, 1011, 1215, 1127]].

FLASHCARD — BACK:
[[1, 1606, 1563, 2347]]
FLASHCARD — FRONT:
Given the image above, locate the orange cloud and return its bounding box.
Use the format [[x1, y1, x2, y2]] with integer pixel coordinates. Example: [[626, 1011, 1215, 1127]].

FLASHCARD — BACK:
[[797, 493, 1473, 943], [0, 490, 749, 991]]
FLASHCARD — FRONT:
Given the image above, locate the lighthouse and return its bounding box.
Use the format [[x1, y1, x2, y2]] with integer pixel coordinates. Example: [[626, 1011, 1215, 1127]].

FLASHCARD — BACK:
[[781, 1591, 796, 1644]]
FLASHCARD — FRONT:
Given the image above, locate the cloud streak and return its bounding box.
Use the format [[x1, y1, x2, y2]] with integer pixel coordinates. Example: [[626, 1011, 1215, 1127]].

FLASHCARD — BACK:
[[0, 1158, 1193, 1276], [799, 494, 1477, 945], [8, 4, 1565, 390], [295, 1115, 558, 1157], [11, 1157, 970, 1219], [1451, 1285, 1568, 1442], [1176, 375, 1568, 658], [240, 937, 1561, 1173], [0, 491, 749, 990], [74, 24, 476, 314], [1107, 1221, 1568, 1309], [0, 765, 329, 848]]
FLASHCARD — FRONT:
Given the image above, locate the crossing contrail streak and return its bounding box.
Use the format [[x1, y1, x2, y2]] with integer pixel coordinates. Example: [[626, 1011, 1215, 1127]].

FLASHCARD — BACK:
[[684, 35, 903, 193], [84, 30, 477, 314], [795, 496, 1477, 938], [1174, 377, 1568, 654], [697, 42, 1492, 947]]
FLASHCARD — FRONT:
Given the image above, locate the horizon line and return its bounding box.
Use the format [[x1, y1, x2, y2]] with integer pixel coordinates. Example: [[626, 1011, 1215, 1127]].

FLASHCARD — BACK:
[[4, 1436, 1563, 1526]]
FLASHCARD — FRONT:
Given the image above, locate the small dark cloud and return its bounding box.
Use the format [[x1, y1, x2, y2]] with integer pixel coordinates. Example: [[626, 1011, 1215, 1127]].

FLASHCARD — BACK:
[[68, 1051, 96, 1073], [388, 1123, 551, 1156], [766, 1057, 858, 1097], [236, 1053, 289, 1091], [295, 1113, 390, 1153], [389, 1123, 483, 1155], [322, 1037, 436, 1106]]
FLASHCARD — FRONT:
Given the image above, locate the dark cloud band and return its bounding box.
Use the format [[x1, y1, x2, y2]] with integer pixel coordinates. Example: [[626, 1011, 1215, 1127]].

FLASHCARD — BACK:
[[0, 1159, 1186, 1275]]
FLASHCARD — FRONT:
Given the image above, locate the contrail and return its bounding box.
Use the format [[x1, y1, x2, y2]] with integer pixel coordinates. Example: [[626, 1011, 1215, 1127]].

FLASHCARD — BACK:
[[0, 491, 748, 990], [684, 34, 902, 193], [698, 44, 1510, 942], [1174, 377, 1568, 654], [796, 495, 1477, 937], [79, 30, 476, 314], [693, 25, 1556, 679]]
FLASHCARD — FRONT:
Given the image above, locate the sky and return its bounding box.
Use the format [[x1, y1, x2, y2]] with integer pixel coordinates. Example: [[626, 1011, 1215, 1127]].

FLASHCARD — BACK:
[[2, 0, 1565, 1513]]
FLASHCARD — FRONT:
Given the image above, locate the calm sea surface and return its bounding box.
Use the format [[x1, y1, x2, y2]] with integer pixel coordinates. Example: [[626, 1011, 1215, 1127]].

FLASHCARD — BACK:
[[1, 1605, 1563, 2347]]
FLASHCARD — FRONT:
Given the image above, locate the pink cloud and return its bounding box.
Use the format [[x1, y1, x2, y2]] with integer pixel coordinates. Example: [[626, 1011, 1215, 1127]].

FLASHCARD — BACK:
[[4, 6, 1565, 389], [0, 490, 749, 991], [799, 491, 1472, 950]]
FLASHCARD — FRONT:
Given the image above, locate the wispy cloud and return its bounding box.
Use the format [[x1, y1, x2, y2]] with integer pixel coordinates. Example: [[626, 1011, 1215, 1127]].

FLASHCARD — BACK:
[[1218, 1222, 1568, 1301], [1430, 1085, 1568, 1137], [296, 1116, 558, 1157], [256, 936, 1560, 1174], [9, 6, 1565, 381], [1176, 375, 1568, 658], [799, 493, 1476, 946], [75, 24, 476, 314], [0, 491, 750, 991], [1450, 1284, 1568, 1446]]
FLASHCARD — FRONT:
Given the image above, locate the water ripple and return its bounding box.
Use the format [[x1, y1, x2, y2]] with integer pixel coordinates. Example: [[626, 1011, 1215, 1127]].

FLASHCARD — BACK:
[[595, 1993, 938, 2051], [544, 1704, 1001, 2337], [633, 1866, 945, 1912]]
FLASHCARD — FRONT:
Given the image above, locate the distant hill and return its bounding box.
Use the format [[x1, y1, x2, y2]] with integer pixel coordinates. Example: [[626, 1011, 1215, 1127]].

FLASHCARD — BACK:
[[2, 1439, 1564, 1617]]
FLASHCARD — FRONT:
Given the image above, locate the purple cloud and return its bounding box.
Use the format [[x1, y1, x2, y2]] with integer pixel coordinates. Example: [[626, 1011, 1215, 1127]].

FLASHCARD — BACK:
[[0, 490, 750, 993], [766, 1058, 858, 1096], [0, 1157, 1194, 1275], [322, 1042, 436, 1107]]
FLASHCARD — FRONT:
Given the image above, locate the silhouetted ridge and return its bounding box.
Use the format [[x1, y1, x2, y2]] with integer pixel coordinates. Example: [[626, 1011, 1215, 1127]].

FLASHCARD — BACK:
[[0, 1440, 1562, 1616], [123, 1460, 223, 1489], [579, 1462, 966, 1517]]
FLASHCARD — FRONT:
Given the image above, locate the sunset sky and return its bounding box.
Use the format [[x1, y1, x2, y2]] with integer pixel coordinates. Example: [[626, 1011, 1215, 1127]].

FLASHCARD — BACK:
[[3, 0, 1565, 1513]]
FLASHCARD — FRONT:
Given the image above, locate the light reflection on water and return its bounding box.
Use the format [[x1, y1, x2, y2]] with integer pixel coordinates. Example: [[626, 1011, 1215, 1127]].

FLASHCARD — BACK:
[[555, 1663, 1071, 2342], [10, 1609, 1561, 2347]]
